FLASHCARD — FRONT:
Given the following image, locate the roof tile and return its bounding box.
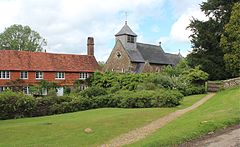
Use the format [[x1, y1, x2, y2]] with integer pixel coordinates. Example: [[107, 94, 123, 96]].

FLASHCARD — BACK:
[[0, 50, 100, 72]]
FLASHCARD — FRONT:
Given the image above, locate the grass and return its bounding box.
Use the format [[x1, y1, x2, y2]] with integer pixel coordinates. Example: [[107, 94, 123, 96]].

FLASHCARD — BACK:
[[0, 94, 205, 147], [127, 87, 240, 147]]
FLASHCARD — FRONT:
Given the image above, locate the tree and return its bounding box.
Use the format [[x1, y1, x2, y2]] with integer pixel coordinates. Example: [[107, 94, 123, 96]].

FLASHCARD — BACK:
[[220, 2, 240, 77], [187, 0, 238, 80], [0, 24, 46, 52]]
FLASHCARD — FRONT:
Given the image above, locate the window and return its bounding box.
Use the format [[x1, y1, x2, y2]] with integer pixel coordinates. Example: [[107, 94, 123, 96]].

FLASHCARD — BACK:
[[127, 35, 134, 43], [20, 71, 28, 79], [36, 71, 43, 79], [116, 52, 122, 58], [80, 72, 88, 80], [55, 72, 65, 79], [22, 87, 29, 95], [80, 85, 88, 91], [0, 87, 8, 92], [122, 68, 125, 73], [0, 71, 10, 79]]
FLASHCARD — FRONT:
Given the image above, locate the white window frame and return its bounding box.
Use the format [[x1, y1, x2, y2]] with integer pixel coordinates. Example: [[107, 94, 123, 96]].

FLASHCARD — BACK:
[[0, 71, 10, 79], [127, 35, 134, 43], [55, 72, 65, 79], [0, 87, 9, 92], [36, 71, 43, 79], [80, 72, 88, 80], [80, 85, 88, 91], [22, 87, 29, 95], [20, 71, 28, 79]]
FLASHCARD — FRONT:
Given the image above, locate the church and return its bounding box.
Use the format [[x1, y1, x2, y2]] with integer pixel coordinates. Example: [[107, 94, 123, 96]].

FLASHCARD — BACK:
[[103, 21, 182, 73]]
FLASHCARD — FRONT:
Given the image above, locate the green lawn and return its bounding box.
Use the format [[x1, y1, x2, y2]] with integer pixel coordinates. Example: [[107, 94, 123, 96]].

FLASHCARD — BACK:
[[0, 94, 206, 147], [128, 87, 240, 147]]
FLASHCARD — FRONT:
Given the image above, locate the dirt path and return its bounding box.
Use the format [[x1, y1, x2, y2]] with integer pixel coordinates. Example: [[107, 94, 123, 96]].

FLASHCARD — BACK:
[[100, 93, 216, 147]]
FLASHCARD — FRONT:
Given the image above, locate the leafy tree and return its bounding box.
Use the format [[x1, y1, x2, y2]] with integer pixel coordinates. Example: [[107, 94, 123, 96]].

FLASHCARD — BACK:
[[187, 0, 238, 80], [0, 24, 46, 52], [220, 2, 240, 77]]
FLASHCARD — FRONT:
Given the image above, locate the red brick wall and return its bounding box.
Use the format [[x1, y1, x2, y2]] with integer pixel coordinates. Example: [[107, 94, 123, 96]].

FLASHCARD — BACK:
[[0, 71, 92, 86]]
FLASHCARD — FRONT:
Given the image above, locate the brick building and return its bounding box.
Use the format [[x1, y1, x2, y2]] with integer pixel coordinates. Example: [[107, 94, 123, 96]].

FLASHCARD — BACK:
[[0, 37, 100, 96], [104, 22, 182, 73]]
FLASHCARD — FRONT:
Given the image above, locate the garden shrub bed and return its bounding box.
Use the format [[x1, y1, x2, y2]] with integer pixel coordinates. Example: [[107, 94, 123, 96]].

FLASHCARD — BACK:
[[0, 89, 183, 120]]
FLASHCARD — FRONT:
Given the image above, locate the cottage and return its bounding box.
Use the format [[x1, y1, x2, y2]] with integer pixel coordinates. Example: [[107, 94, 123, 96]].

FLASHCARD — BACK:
[[104, 22, 182, 73], [0, 37, 100, 96]]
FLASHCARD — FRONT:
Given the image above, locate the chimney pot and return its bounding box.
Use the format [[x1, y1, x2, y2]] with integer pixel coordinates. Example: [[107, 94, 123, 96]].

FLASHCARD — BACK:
[[87, 37, 94, 56]]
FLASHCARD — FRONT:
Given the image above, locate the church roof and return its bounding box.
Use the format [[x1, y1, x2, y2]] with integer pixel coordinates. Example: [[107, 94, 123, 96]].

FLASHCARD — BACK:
[[115, 22, 137, 37], [123, 42, 182, 66], [165, 53, 183, 66], [136, 43, 173, 65]]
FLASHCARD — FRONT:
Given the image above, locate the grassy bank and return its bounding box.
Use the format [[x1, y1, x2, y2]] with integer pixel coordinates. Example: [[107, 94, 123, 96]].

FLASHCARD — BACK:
[[128, 87, 240, 147], [0, 94, 205, 147]]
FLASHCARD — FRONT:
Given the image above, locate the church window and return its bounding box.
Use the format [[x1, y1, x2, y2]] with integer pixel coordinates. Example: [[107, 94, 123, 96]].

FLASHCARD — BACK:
[[116, 52, 122, 58], [127, 35, 134, 43]]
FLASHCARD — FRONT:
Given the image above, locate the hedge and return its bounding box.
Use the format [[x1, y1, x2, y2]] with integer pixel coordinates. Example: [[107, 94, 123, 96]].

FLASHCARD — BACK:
[[0, 89, 184, 120]]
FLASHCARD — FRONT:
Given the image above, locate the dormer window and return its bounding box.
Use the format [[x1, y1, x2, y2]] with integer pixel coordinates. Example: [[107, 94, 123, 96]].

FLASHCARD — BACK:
[[127, 35, 134, 43]]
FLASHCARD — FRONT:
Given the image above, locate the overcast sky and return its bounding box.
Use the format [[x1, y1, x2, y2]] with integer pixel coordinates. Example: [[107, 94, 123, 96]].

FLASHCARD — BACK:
[[0, 0, 207, 61]]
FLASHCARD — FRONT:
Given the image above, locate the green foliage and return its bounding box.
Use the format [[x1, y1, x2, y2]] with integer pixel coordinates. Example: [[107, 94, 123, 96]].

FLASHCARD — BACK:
[[79, 86, 107, 98], [0, 94, 207, 146], [6, 79, 25, 92], [187, 0, 238, 80], [91, 71, 146, 91], [220, 2, 240, 77], [34, 96, 73, 116], [116, 90, 183, 108], [129, 87, 240, 147], [181, 66, 209, 84], [0, 24, 47, 52], [0, 90, 36, 119]]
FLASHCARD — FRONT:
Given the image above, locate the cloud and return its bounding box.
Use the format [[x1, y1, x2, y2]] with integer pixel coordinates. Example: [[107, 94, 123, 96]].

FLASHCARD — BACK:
[[0, 0, 165, 61], [170, 7, 207, 42], [157, 0, 207, 56]]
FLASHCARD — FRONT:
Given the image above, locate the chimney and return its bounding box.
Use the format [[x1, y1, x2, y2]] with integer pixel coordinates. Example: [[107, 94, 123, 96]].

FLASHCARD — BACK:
[[87, 37, 94, 56]]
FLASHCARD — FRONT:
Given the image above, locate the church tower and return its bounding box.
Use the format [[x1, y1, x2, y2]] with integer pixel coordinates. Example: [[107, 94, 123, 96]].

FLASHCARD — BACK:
[[115, 21, 137, 50]]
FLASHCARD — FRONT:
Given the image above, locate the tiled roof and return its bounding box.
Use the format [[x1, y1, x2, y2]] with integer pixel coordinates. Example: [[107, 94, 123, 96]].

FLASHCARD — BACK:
[[136, 43, 173, 65], [0, 50, 100, 72], [165, 53, 183, 66], [115, 22, 137, 37]]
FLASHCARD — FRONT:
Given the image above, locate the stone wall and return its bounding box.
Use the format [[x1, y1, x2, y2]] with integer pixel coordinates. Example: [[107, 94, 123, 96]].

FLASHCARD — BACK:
[[207, 77, 240, 92], [103, 40, 132, 73]]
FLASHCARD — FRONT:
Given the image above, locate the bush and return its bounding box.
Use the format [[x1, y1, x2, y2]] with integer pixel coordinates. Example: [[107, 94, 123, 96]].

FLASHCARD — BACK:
[[79, 86, 107, 98], [0, 90, 36, 119], [34, 95, 73, 116], [182, 85, 206, 96], [93, 90, 184, 108]]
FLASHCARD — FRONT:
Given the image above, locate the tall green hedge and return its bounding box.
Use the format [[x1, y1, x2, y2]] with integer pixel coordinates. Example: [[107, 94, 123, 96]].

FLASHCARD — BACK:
[[0, 89, 183, 120]]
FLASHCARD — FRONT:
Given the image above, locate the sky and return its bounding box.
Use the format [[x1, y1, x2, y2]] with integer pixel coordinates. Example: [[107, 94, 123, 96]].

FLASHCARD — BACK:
[[0, 0, 207, 61]]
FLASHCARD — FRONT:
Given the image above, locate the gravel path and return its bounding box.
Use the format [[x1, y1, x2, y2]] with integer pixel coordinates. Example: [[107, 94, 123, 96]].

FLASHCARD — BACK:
[[100, 93, 216, 147]]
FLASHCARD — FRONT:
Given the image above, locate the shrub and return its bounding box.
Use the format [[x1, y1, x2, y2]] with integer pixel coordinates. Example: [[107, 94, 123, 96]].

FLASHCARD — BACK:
[[93, 90, 184, 108], [80, 86, 107, 98], [0, 90, 36, 119], [34, 95, 73, 116]]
